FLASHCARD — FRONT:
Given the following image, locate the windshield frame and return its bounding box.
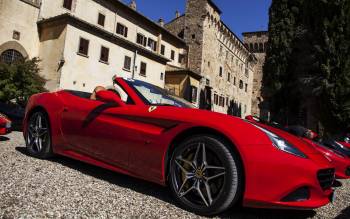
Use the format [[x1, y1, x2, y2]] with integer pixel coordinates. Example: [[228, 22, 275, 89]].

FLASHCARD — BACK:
[[124, 79, 195, 108]]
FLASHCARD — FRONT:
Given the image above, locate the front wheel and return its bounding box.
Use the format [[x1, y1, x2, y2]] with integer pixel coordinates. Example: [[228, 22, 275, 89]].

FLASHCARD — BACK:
[[169, 135, 242, 216], [25, 111, 53, 159]]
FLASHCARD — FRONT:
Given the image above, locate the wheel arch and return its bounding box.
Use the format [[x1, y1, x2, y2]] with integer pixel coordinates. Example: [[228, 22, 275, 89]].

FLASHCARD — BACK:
[[164, 126, 246, 188]]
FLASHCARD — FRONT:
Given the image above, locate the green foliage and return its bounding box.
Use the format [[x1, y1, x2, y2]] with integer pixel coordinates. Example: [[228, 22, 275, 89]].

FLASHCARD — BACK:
[[263, 0, 350, 134], [0, 58, 46, 106]]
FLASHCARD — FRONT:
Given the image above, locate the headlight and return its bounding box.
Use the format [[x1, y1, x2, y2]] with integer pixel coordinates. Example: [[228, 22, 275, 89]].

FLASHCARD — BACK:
[[253, 125, 307, 158]]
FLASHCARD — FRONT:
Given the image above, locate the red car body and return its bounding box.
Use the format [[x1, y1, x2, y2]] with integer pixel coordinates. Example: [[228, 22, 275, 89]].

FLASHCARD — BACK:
[[245, 117, 350, 180], [0, 113, 11, 135], [23, 77, 335, 210], [302, 139, 350, 179]]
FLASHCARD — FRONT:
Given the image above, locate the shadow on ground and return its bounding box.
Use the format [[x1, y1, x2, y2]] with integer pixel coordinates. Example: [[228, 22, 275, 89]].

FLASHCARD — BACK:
[[335, 206, 350, 219], [16, 146, 316, 219], [0, 136, 10, 141]]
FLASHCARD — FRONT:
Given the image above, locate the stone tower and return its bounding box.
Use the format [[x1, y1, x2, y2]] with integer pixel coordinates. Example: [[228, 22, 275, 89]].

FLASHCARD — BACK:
[[166, 0, 256, 116], [243, 31, 269, 118]]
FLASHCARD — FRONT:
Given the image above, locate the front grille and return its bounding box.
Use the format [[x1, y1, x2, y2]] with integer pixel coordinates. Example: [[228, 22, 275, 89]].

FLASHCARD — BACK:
[[317, 169, 335, 190], [346, 167, 350, 176]]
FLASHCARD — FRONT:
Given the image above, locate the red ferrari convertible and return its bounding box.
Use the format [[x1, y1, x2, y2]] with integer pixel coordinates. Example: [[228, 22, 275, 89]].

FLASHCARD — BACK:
[[0, 113, 11, 135], [23, 77, 335, 215]]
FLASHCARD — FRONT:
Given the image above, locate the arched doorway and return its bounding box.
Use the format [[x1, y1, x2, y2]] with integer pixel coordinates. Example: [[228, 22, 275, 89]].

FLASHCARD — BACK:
[[0, 49, 24, 64]]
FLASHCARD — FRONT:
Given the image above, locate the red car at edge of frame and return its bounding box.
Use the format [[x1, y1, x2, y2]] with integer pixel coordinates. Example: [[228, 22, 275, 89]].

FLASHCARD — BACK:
[[0, 113, 11, 135], [23, 77, 336, 216]]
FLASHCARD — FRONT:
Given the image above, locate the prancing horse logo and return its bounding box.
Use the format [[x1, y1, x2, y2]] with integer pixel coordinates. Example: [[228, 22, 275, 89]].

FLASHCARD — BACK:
[[148, 106, 157, 112]]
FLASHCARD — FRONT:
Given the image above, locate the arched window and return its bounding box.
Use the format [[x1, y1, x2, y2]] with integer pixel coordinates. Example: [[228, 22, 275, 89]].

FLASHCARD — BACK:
[[254, 43, 258, 53], [259, 43, 264, 53], [249, 43, 254, 52], [0, 49, 23, 64]]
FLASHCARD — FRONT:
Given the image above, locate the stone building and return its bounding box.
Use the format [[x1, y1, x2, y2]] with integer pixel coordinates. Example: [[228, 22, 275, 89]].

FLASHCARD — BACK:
[[242, 31, 269, 118], [0, 0, 192, 100], [165, 0, 257, 116], [1, 0, 259, 116]]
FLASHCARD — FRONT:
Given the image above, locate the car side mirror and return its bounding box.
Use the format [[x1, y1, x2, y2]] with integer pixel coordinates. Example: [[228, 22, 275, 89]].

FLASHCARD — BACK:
[[96, 90, 126, 107]]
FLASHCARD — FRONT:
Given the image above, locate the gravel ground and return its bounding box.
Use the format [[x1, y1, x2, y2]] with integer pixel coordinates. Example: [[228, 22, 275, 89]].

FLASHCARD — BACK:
[[0, 132, 349, 219]]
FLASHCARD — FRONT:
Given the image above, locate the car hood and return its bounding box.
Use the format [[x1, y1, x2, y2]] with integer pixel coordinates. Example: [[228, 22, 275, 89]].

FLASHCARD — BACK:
[[250, 121, 324, 156]]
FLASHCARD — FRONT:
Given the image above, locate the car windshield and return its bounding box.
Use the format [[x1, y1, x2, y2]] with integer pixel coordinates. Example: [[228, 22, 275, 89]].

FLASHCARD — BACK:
[[125, 79, 195, 108]]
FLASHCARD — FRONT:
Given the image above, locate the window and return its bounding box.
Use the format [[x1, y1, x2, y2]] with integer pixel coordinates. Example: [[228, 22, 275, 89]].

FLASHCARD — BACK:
[[78, 38, 89, 56], [239, 80, 244, 89], [206, 79, 210, 86], [137, 33, 147, 47], [191, 34, 196, 39], [219, 96, 225, 107], [227, 72, 231, 82], [208, 61, 210, 67], [160, 45, 165, 55], [226, 97, 229, 106], [160, 72, 164, 80], [219, 67, 223, 77], [245, 68, 249, 77], [98, 13, 105, 27], [99, 46, 109, 63], [191, 86, 198, 103], [140, 62, 147, 76], [259, 43, 264, 53], [0, 49, 23, 64], [63, 0, 73, 10], [123, 56, 132, 71], [116, 23, 128, 37], [214, 94, 218, 105], [171, 50, 175, 60], [178, 54, 185, 64], [148, 38, 157, 51], [249, 43, 254, 52], [234, 77, 236, 85], [245, 83, 248, 92], [254, 43, 258, 52]]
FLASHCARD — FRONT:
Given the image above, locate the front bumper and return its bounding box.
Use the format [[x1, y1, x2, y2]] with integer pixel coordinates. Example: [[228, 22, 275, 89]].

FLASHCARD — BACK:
[[241, 144, 334, 209]]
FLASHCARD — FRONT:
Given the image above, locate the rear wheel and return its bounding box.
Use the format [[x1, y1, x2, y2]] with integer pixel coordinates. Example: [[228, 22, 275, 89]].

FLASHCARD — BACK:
[[25, 111, 53, 159], [169, 135, 242, 216]]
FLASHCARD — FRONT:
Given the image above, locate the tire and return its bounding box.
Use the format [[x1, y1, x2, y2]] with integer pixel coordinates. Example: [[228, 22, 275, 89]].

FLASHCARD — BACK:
[[25, 111, 53, 159], [169, 135, 242, 216]]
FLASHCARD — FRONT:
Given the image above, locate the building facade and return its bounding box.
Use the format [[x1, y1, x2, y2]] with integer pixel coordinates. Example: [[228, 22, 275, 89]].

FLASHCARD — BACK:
[[0, 0, 190, 96], [1, 0, 259, 116], [242, 31, 269, 118], [165, 0, 257, 116]]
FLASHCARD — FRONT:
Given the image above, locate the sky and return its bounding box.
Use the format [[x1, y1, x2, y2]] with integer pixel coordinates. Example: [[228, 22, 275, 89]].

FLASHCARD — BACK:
[[121, 0, 272, 40]]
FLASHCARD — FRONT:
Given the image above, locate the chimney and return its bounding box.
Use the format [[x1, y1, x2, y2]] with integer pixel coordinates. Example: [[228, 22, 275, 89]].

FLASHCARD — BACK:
[[175, 10, 180, 18], [129, 0, 136, 10], [158, 18, 164, 27]]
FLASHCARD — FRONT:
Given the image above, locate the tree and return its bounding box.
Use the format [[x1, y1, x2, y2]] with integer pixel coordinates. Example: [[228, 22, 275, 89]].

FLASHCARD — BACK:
[[263, 0, 350, 135], [0, 58, 46, 106]]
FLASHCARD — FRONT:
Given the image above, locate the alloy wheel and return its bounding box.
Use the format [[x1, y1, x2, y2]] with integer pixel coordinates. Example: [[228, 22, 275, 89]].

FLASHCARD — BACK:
[[26, 112, 49, 153], [172, 142, 227, 208]]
